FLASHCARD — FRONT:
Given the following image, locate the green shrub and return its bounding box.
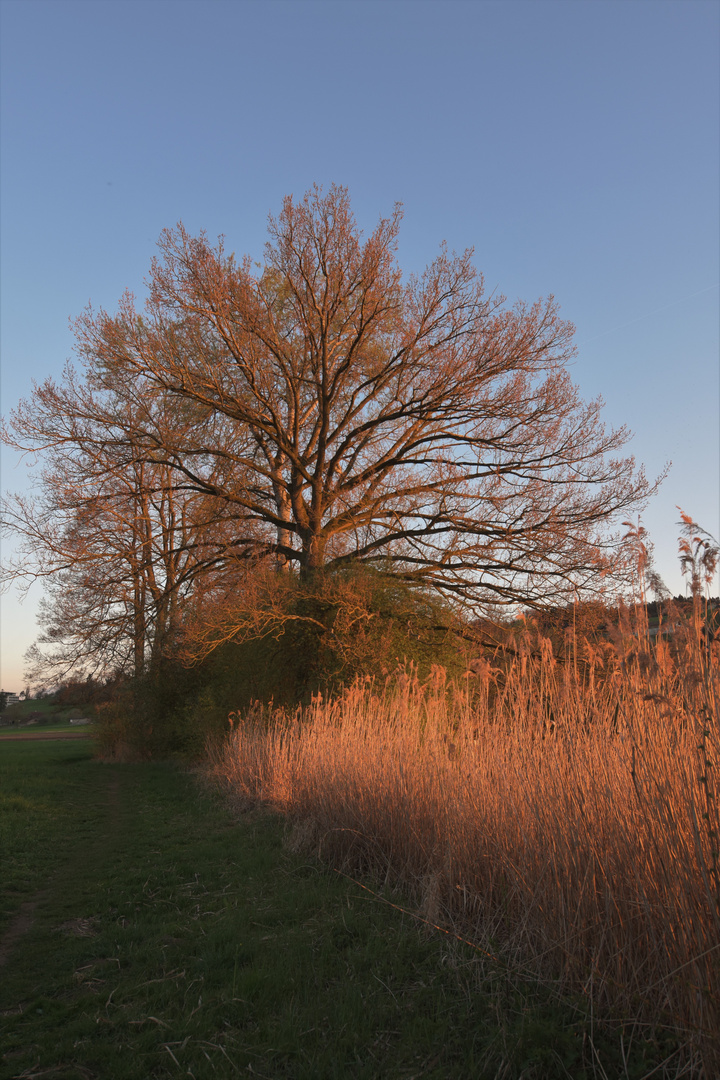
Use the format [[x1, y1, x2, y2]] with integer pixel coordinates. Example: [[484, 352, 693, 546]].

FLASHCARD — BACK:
[[196, 567, 470, 709], [94, 568, 472, 758]]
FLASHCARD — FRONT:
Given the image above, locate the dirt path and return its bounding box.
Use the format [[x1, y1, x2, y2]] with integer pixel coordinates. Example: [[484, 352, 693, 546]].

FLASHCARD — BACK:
[[0, 731, 92, 741], [0, 894, 46, 969]]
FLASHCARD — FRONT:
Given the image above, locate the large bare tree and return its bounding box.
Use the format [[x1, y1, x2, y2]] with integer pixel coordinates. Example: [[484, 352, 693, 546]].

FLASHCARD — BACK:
[[5, 185, 657, 658]]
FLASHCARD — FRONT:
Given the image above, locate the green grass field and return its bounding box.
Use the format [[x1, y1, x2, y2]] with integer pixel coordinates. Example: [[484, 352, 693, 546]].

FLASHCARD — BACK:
[[0, 738, 670, 1080], [0, 724, 94, 738], [0, 694, 95, 737]]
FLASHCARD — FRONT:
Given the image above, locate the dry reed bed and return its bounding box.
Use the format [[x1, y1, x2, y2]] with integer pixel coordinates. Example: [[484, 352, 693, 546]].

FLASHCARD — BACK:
[[209, 623, 720, 1072]]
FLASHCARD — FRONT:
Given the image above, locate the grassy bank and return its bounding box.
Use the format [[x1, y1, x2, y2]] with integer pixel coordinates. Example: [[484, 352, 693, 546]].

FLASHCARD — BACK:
[[0, 737, 613, 1080], [209, 621, 720, 1077]]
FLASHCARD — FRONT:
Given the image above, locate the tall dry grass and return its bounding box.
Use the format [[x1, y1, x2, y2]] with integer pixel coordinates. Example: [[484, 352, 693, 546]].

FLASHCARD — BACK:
[[208, 610, 720, 1074]]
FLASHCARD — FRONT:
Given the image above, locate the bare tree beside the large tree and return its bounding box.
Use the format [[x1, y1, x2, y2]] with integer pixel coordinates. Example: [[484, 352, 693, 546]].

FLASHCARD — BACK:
[[2, 370, 248, 682]]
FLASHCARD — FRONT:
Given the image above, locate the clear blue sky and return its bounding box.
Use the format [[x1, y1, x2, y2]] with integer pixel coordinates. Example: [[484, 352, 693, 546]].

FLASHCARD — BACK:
[[1, 0, 718, 690]]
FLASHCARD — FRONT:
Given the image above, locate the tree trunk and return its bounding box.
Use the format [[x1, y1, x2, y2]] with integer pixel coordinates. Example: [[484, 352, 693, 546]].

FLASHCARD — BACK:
[[301, 532, 326, 575], [271, 457, 293, 570], [133, 579, 146, 678]]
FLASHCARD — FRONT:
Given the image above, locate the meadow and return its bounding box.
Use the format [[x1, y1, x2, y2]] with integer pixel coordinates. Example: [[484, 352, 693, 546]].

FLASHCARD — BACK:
[[209, 606, 720, 1078], [1, 736, 607, 1080]]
